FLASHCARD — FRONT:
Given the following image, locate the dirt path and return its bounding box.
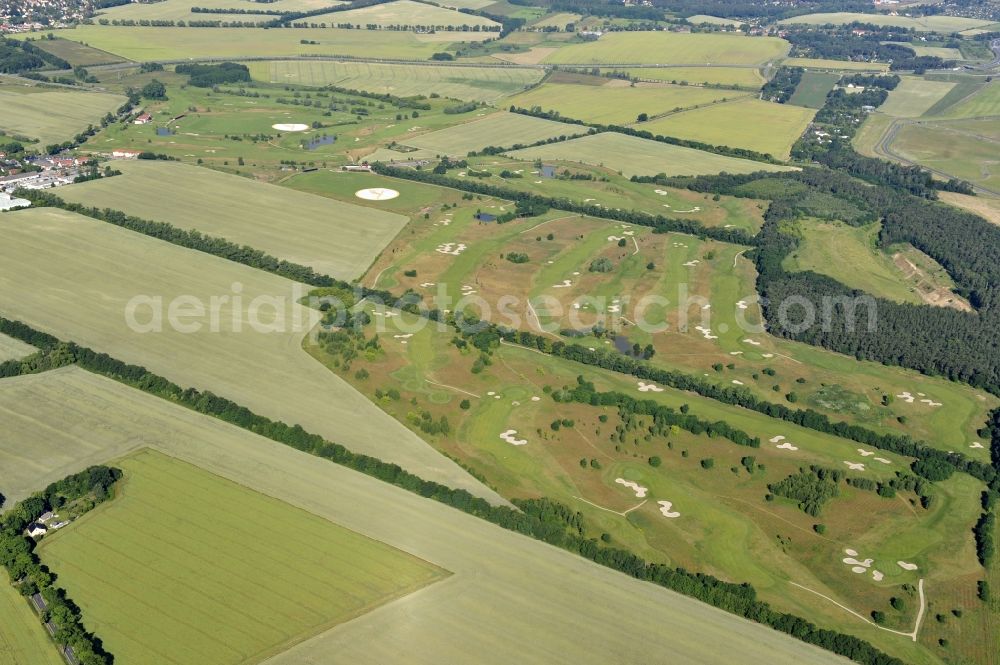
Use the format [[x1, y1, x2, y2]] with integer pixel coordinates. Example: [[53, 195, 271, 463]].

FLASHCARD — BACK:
[[790, 577, 926, 642]]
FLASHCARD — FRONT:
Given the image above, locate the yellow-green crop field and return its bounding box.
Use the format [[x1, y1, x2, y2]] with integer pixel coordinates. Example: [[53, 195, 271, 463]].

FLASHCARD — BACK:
[[0, 367, 849, 665], [507, 80, 750, 125], [0, 85, 125, 146], [31, 37, 126, 66], [506, 131, 796, 177], [878, 78, 958, 119], [58, 160, 406, 280], [0, 207, 499, 501], [639, 97, 816, 158], [93, 0, 342, 22], [778, 12, 996, 33], [937, 80, 1000, 118], [0, 577, 63, 665], [782, 57, 890, 72], [314, 0, 499, 28], [12, 26, 450, 61], [247, 60, 543, 102], [38, 449, 447, 665], [390, 110, 581, 156], [0, 333, 33, 363], [542, 32, 790, 65]]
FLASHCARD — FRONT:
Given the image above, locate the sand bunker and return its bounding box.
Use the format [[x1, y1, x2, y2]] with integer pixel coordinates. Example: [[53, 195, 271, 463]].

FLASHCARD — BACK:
[[637, 381, 664, 393], [500, 429, 528, 446], [552, 280, 573, 289], [897, 561, 918, 571], [844, 461, 866, 471], [919, 399, 943, 407], [608, 235, 625, 242], [736, 300, 749, 310], [844, 548, 858, 557], [653, 189, 668, 195], [694, 326, 718, 340], [776, 442, 798, 451], [971, 441, 985, 449], [874, 457, 891, 464], [857, 449, 874, 457], [393, 334, 413, 340], [355, 188, 400, 201], [657, 500, 680, 518], [531, 396, 541, 402], [732, 380, 744, 385], [436, 242, 467, 256], [419, 282, 436, 288], [683, 260, 700, 267], [871, 570, 884, 582], [730, 351, 743, 356], [272, 123, 309, 131], [770, 435, 786, 443], [742, 338, 761, 346], [843, 557, 874, 568], [851, 566, 867, 574], [675, 207, 701, 213], [896, 391, 915, 403], [615, 478, 648, 498], [761, 353, 774, 358]]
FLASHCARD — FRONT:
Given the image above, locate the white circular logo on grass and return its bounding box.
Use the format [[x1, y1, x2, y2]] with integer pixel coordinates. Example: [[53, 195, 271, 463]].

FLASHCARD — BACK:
[[355, 188, 400, 201], [271, 123, 309, 132]]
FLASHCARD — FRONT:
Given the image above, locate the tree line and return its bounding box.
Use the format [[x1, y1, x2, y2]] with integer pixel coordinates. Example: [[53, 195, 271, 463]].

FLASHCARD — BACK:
[[0, 316, 906, 665], [0, 466, 121, 665]]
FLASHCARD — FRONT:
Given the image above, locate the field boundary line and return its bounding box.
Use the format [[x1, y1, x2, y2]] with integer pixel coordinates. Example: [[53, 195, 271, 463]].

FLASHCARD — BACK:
[[789, 579, 926, 641], [424, 378, 480, 399], [573, 496, 646, 516]]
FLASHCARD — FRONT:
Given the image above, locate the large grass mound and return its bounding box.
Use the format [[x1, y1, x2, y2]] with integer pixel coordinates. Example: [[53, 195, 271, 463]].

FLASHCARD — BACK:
[[38, 449, 447, 665]]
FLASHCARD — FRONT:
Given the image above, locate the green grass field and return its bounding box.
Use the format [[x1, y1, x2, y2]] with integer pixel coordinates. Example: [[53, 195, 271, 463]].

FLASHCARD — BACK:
[[314, 0, 499, 28], [638, 97, 815, 159], [389, 111, 581, 156], [507, 131, 795, 177], [0, 578, 63, 665], [529, 11, 581, 29], [0, 85, 126, 146], [935, 80, 1000, 118], [507, 79, 749, 125], [787, 71, 840, 108], [0, 367, 849, 665], [612, 66, 765, 88], [892, 122, 1000, 192], [879, 77, 958, 119], [0, 333, 33, 363], [92, 0, 340, 22], [783, 220, 924, 305], [0, 207, 500, 501], [782, 57, 890, 72], [883, 42, 963, 60], [247, 60, 543, 102], [38, 449, 446, 665], [542, 32, 789, 65], [58, 160, 406, 280], [778, 12, 996, 33], [15, 26, 451, 61], [31, 37, 125, 66]]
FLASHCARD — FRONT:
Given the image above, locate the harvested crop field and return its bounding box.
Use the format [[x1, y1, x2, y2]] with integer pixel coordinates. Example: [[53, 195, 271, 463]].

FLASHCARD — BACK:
[[395, 111, 582, 156], [506, 132, 796, 177], [0, 578, 64, 665], [0, 367, 850, 665], [778, 12, 996, 33], [638, 98, 815, 159], [0, 86, 126, 146], [58, 160, 406, 280], [879, 78, 957, 118], [312, 0, 499, 29], [248, 60, 543, 102], [0, 207, 500, 502], [38, 449, 447, 665], [542, 32, 789, 66], [508, 80, 748, 125], [31, 37, 125, 66], [614, 67, 766, 88], [0, 333, 33, 362]]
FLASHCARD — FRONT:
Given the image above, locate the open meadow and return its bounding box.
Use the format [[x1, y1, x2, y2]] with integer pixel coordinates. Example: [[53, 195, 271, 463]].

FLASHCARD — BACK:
[[542, 32, 789, 66], [0, 85, 125, 146], [778, 12, 997, 33], [0, 367, 850, 665], [313, 0, 499, 29], [891, 122, 1000, 193], [934, 80, 1000, 119], [39, 449, 447, 665], [879, 78, 958, 119], [0, 207, 501, 501], [638, 97, 816, 158], [506, 132, 795, 177], [58, 160, 407, 280], [247, 60, 543, 102], [507, 77, 750, 125], [13, 26, 453, 61]]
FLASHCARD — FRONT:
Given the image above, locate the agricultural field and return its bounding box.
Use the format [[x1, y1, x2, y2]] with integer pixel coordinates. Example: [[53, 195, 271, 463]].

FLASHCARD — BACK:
[[506, 132, 795, 177], [0, 333, 33, 363], [611, 66, 766, 88], [92, 0, 341, 22], [0, 84, 125, 146], [787, 71, 840, 109], [542, 32, 790, 66], [0, 367, 849, 665], [29, 36, 125, 66], [778, 12, 997, 33], [878, 78, 958, 119], [312, 0, 500, 29], [38, 449, 447, 665], [507, 77, 750, 125], [58, 160, 407, 280], [528, 11, 581, 29], [247, 60, 544, 102], [686, 14, 744, 27], [0, 207, 501, 501], [890, 121, 1000, 193], [374, 110, 581, 158], [939, 191, 1000, 226], [638, 98, 816, 159], [782, 220, 968, 309], [11, 26, 454, 61], [0, 579, 64, 665], [782, 57, 890, 72], [883, 43, 963, 60], [935, 80, 1000, 119]]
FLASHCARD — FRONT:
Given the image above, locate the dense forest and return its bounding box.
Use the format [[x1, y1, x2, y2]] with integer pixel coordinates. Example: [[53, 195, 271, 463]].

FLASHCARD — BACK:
[[783, 26, 952, 71], [0, 37, 70, 74], [175, 62, 251, 88]]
